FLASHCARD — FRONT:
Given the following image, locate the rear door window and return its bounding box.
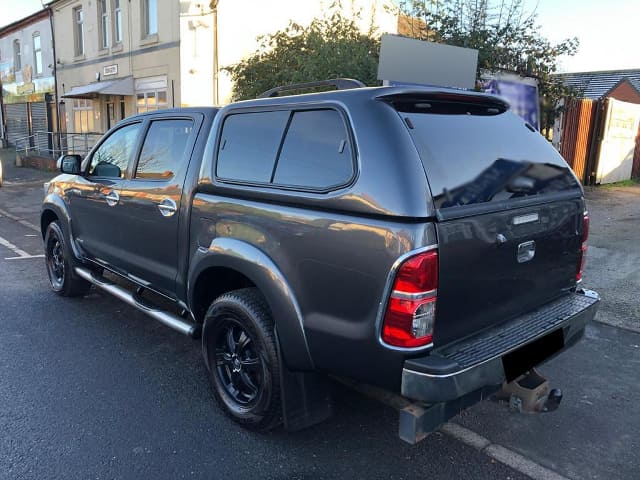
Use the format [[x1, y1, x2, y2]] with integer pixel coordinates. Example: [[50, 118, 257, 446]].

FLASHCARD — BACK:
[[273, 109, 353, 189], [216, 111, 290, 183], [135, 119, 194, 180]]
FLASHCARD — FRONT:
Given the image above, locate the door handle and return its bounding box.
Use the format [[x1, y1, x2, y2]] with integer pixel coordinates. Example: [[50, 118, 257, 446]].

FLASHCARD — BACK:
[[157, 198, 177, 217], [105, 190, 120, 207]]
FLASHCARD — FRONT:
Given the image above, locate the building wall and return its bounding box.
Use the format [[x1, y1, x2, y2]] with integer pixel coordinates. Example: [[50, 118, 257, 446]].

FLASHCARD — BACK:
[[0, 13, 55, 103], [52, 0, 181, 133], [180, 0, 398, 107], [0, 11, 56, 146]]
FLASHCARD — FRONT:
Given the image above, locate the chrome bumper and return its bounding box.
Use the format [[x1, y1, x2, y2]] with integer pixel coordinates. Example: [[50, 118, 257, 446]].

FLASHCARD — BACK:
[[401, 289, 600, 403]]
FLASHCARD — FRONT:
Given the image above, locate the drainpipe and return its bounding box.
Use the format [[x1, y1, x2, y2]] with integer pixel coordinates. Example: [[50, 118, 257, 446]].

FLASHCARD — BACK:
[[210, 0, 219, 105], [48, 6, 62, 147], [0, 78, 6, 148]]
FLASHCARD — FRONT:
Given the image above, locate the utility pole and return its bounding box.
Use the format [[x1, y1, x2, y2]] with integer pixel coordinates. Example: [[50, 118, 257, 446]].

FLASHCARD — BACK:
[[210, 0, 219, 105]]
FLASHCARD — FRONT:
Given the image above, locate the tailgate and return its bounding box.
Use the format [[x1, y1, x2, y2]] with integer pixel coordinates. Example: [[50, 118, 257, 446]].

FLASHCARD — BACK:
[[435, 198, 582, 344], [385, 92, 586, 345]]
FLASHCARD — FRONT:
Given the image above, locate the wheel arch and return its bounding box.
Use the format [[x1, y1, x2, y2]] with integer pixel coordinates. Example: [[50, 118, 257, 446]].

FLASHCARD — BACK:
[[188, 237, 314, 371], [41, 194, 84, 262]]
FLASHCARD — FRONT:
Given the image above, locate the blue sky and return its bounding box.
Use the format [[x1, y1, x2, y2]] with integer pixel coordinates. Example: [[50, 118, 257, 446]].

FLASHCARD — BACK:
[[2, 0, 638, 73]]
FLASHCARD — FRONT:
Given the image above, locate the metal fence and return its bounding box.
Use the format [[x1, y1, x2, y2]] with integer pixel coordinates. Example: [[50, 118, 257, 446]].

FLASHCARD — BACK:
[[14, 131, 103, 159]]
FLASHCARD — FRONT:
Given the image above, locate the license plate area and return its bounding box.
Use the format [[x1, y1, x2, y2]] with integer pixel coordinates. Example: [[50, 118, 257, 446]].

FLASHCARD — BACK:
[[502, 329, 564, 382]]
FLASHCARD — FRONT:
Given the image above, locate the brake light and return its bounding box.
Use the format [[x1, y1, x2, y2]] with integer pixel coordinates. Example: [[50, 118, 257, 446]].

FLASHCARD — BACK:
[[382, 250, 438, 348], [576, 214, 589, 281]]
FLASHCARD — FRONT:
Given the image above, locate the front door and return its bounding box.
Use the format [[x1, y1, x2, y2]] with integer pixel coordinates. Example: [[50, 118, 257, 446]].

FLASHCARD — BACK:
[[68, 121, 142, 268], [115, 116, 200, 296]]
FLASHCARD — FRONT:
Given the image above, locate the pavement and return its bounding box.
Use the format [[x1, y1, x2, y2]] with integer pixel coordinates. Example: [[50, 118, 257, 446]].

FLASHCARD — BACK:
[[583, 185, 640, 332], [0, 149, 638, 480]]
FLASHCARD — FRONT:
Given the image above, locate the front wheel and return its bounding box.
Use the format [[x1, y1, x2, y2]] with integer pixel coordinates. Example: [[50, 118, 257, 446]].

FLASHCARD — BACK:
[[202, 288, 282, 431], [44, 221, 91, 297]]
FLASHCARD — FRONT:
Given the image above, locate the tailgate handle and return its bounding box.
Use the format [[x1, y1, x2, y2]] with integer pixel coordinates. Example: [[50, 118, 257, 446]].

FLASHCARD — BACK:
[[517, 240, 536, 263]]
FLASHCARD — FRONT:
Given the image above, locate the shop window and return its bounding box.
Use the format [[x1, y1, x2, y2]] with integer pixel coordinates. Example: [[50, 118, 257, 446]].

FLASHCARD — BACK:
[[136, 90, 168, 113], [72, 99, 97, 133]]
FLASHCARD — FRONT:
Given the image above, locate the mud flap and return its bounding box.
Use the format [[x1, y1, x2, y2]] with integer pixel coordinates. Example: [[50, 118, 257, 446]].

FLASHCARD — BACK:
[[276, 334, 334, 431]]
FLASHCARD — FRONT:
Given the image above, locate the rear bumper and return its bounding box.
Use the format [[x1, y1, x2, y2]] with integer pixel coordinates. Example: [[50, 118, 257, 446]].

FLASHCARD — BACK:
[[401, 289, 599, 403]]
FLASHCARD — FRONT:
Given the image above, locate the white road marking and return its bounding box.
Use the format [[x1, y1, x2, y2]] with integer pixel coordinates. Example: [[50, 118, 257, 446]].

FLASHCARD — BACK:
[[441, 422, 572, 480], [5, 254, 45, 260], [0, 235, 31, 258], [0, 207, 40, 233]]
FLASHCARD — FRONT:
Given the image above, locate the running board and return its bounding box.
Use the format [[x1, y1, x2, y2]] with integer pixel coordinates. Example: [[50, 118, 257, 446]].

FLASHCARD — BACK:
[[74, 267, 200, 338]]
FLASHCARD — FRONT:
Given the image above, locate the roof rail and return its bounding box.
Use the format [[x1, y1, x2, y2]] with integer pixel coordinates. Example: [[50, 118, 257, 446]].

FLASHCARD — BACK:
[[257, 78, 365, 98]]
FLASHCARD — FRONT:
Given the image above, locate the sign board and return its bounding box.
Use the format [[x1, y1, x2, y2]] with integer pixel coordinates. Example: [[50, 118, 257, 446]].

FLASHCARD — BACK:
[[481, 73, 540, 130], [377, 35, 478, 90], [103, 64, 118, 76]]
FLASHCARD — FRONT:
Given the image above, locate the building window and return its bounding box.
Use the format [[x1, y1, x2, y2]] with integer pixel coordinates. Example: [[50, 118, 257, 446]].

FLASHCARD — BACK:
[[113, 0, 123, 44], [73, 99, 97, 133], [136, 89, 167, 113], [33, 33, 43, 76], [98, 0, 109, 49], [143, 0, 158, 36], [13, 40, 21, 71], [74, 7, 85, 56]]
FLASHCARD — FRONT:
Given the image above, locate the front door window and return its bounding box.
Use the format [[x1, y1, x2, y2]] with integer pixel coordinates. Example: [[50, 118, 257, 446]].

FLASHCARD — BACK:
[[89, 122, 141, 178]]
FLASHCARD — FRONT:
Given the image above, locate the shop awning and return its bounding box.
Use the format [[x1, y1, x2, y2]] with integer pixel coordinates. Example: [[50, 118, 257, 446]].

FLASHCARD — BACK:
[[62, 76, 134, 99]]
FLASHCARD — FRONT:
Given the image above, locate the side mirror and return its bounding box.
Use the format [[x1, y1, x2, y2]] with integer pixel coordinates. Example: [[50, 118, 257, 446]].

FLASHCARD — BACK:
[[57, 154, 82, 174]]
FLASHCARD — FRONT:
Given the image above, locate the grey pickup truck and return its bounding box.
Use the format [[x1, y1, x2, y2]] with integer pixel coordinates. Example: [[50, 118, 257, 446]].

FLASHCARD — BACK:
[[42, 79, 599, 442]]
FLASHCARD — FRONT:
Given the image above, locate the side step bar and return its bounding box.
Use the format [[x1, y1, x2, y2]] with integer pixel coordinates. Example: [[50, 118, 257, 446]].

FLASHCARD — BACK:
[[75, 267, 200, 338]]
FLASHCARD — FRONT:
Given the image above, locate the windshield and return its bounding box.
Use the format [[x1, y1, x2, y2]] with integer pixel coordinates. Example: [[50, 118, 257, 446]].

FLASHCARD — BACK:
[[402, 109, 581, 210]]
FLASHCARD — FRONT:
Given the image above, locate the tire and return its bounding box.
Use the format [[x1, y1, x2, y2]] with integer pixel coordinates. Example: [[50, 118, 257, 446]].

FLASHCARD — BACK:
[[202, 288, 282, 431], [44, 221, 91, 297]]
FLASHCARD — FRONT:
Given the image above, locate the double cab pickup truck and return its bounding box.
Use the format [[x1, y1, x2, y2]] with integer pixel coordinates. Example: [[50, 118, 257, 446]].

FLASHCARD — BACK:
[[42, 79, 599, 442]]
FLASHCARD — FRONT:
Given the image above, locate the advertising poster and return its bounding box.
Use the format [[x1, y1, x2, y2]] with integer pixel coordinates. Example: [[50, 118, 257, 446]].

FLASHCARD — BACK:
[[481, 74, 540, 130]]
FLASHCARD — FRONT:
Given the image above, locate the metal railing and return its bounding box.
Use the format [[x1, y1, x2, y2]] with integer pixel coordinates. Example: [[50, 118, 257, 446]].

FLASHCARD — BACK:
[[14, 131, 103, 159]]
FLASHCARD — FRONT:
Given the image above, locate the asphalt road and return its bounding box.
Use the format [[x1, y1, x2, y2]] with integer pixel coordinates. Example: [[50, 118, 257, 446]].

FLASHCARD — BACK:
[[1, 155, 638, 480]]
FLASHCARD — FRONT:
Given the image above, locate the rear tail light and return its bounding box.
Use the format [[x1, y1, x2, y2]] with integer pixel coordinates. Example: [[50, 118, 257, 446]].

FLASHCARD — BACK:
[[576, 213, 589, 281], [382, 250, 438, 348]]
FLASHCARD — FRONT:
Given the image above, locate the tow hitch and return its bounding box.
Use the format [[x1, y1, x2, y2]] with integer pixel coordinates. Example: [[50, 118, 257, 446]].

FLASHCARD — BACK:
[[496, 369, 563, 413]]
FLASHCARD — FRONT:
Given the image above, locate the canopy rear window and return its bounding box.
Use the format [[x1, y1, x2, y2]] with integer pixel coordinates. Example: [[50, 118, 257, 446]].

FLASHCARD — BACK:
[[397, 104, 581, 210]]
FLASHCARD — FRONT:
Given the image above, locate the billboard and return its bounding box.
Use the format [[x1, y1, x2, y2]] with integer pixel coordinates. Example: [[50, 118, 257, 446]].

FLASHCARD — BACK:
[[377, 35, 478, 90]]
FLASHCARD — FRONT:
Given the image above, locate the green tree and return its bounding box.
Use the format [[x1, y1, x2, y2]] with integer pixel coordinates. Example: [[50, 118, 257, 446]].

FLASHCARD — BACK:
[[223, 7, 381, 101], [397, 0, 580, 138]]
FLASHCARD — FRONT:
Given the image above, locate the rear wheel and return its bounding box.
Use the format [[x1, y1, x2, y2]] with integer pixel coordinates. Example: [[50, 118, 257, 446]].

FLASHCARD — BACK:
[[203, 288, 282, 431], [44, 221, 91, 297]]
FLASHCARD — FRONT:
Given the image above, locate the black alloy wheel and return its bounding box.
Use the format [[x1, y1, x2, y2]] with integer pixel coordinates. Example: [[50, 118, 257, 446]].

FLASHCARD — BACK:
[[214, 319, 264, 406], [43, 221, 91, 297], [46, 232, 65, 290], [203, 288, 282, 430]]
